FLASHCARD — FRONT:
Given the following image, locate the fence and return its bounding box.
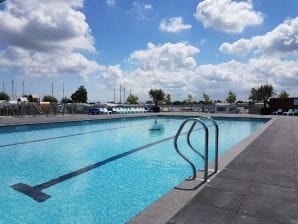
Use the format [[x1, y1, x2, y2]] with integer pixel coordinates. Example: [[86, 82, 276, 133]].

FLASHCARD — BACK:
[[0, 102, 81, 117]]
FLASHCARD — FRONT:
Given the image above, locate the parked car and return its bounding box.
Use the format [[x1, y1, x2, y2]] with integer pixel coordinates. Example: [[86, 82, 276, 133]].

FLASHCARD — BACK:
[[88, 108, 100, 115]]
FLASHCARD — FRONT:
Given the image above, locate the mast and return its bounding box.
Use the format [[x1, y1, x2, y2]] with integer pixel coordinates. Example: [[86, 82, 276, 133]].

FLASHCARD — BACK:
[[119, 84, 121, 104], [51, 81, 54, 98], [62, 81, 65, 99]]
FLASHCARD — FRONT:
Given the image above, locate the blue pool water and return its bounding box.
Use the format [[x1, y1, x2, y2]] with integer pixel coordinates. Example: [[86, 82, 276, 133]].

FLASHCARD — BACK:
[[0, 116, 267, 224]]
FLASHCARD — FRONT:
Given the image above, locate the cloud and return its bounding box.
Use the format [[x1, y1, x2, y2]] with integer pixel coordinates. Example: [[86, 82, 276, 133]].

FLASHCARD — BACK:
[[191, 57, 298, 98], [0, 0, 297, 101], [98, 42, 298, 101], [0, 46, 102, 80], [106, 0, 116, 7], [0, 0, 94, 52], [159, 17, 192, 33], [95, 42, 200, 100], [0, 0, 100, 79], [99, 64, 125, 88], [220, 17, 298, 56], [200, 38, 207, 45], [129, 42, 199, 71], [194, 0, 263, 34], [131, 1, 153, 20]]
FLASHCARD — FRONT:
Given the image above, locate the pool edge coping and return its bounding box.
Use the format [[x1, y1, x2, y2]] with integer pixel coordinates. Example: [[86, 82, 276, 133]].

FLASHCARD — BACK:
[[0, 112, 273, 128], [127, 116, 276, 224]]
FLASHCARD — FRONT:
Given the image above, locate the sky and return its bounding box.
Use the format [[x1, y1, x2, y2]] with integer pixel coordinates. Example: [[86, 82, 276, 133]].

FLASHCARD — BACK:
[[0, 0, 297, 102]]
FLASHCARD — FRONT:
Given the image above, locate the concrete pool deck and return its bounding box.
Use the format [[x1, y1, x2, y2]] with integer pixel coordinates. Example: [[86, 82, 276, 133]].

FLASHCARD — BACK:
[[1, 113, 297, 224]]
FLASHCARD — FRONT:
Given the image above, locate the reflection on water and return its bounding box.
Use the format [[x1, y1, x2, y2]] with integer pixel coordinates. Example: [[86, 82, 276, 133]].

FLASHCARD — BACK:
[[149, 119, 165, 137]]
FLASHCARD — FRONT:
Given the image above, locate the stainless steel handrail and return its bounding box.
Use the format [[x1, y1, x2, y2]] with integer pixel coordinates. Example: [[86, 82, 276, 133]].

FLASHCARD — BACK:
[[200, 116, 219, 176], [186, 121, 205, 161], [174, 118, 209, 180]]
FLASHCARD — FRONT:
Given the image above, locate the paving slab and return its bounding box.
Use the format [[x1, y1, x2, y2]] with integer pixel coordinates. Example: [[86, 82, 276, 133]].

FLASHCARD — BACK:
[[232, 214, 280, 224], [254, 172, 297, 188], [239, 194, 298, 224], [189, 186, 244, 212], [217, 168, 254, 181], [248, 182, 297, 202], [168, 203, 235, 224], [206, 176, 251, 194]]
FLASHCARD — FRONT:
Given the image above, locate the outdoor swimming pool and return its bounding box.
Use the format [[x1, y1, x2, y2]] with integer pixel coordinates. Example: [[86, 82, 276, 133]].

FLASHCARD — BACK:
[[0, 116, 268, 224]]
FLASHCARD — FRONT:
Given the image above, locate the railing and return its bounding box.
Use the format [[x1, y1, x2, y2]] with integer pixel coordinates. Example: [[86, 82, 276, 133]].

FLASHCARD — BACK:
[[173, 116, 219, 183], [200, 116, 219, 177]]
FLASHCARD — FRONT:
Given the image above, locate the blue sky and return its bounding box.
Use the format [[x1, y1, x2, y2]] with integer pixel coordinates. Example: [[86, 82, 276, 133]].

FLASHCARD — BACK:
[[0, 0, 297, 102]]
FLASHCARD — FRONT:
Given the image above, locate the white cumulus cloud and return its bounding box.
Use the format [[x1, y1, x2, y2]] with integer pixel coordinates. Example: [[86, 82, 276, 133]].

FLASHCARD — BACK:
[[159, 17, 192, 33], [194, 0, 264, 34], [98, 42, 298, 101], [129, 42, 199, 71], [106, 0, 116, 7], [131, 1, 153, 20], [220, 17, 298, 57], [99, 42, 201, 100], [0, 0, 100, 79]]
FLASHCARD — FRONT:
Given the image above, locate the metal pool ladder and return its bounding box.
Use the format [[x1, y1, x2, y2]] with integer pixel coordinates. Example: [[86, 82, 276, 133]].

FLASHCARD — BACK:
[[174, 116, 219, 183]]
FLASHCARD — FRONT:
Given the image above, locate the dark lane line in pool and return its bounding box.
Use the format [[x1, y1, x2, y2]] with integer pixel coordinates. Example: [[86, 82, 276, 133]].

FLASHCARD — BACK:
[[11, 121, 224, 202], [0, 119, 171, 148], [11, 136, 174, 202]]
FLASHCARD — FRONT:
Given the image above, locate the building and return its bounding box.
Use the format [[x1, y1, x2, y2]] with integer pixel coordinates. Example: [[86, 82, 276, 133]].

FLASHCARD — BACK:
[[214, 103, 237, 114], [269, 97, 298, 111]]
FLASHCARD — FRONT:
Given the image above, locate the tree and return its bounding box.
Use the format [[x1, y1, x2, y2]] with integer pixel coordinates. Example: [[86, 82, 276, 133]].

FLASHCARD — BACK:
[[149, 89, 165, 107], [203, 93, 212, 105], [0, 92, 10, 101], [43, 95, 58, 103], [278, 90, 289, 99], [126, 94, 139, 104], [25, 94, 38, 103], [203, 93, 212, 111], [71, 86, 87, 103], [226, 90, 237, 104], [249, 84, 275, 109], [186, 94, 194, 106], [61, 97, 72, 103], [173, 100, 182, 105], [164, 93, 172, 105]]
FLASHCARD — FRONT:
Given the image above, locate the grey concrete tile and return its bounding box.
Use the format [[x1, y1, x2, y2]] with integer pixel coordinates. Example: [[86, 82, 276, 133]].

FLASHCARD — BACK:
[[232, 214, 280, 224], [265, 153, 296, 162], [207, 176, 250, 194], [191, 186, 244, 212], [248, 182, 296, 202], [226, 160, 259, 173], [261, 159, 296, 168], [235, 154, 264, 164], [217, 168, 254, 181], [239, 194, 298, 224], [254, 172, 297, 189], [167, 203, 235, 224], [244, 143, 272, 152], [257, 167, 296, 177]]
